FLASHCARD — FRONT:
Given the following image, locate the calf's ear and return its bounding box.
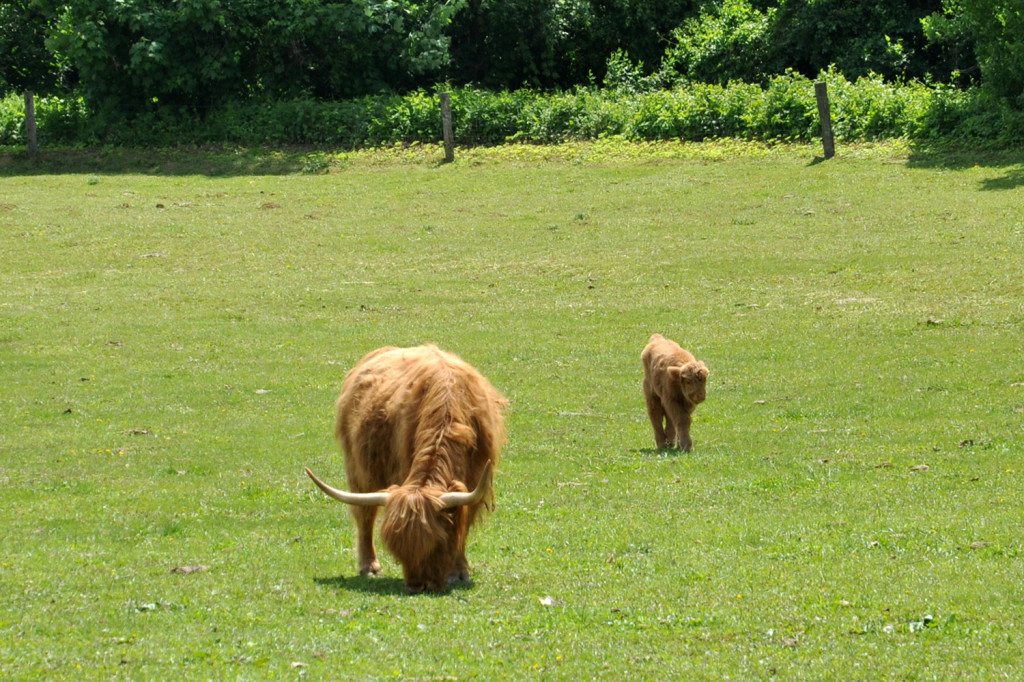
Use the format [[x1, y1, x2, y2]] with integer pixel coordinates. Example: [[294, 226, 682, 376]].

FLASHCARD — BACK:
[[679, 361, 706, 380]]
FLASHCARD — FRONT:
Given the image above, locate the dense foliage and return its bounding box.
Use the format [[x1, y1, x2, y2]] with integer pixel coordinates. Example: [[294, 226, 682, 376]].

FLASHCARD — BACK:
[[762, 0, 953, 84], [45, 0, 463, 114], [446, 0, 703, 89], [5, 74, 1023, 148], [0, 1, 996, 102], [1, 0, 1022, 146], [924, 0, 1024, 102], [0, 0, 61, 95]]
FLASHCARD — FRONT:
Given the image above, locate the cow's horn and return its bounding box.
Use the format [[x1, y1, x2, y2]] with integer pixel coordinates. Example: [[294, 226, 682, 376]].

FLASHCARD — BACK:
[[305, 467, 390, 507], [439, 460, 493, 509]]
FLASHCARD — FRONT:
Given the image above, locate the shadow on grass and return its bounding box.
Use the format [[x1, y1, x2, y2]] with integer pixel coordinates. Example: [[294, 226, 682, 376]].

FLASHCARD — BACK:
[[905, 141, 1024, 191], [0, 146, 333, 177], [632, 447, 687, 458], [314, 574, 475, 596], [979, 169, 1024, 191], [7, 139, 1024, 186]]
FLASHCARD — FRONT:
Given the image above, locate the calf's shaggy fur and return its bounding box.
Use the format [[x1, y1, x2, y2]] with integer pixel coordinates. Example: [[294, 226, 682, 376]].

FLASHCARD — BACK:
[[307, 345, 507, 593], [641, 334, 709, 452]]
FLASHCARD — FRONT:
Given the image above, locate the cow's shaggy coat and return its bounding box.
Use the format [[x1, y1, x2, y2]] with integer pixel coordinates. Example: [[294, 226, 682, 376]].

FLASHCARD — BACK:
[[641, 334, 709, 452], [309, 345, 507, 593]]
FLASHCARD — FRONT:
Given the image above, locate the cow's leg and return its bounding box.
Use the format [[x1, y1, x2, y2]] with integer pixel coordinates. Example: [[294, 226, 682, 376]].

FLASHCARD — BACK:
[[448, 506, 474, 584], [350, 507, 382, 576], [644, 390, 669, 449], [451, 510, 472, 583]]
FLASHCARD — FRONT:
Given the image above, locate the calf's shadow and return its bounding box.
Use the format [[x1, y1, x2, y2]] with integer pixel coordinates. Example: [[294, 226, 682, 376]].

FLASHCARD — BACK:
[[632, 447, 687, 458]]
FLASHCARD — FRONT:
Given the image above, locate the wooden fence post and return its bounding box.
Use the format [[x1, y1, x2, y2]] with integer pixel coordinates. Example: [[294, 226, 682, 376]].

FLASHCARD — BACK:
[[814, 81, 835, 160], [440, 92, 455, 163], [24, 90, 38, 159]]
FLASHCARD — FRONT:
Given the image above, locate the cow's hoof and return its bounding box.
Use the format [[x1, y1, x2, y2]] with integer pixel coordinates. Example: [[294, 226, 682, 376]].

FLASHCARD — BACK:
[[359, 561, 382, 577], [447, 569, 471, 585]]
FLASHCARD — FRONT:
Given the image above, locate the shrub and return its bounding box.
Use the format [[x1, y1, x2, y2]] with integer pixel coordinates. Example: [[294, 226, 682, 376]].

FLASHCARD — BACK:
[[826, 71, 933, 140], [451, 89, 531, 145], [744, 71, 819, 141], [35, 96, 93, 144], [0, 93, 93, 145], [0, 93, 22, 144], [519, 90, 628, 143], [916, 86, 1024, 142], [3, 79, 1020, 149], [626, 83, 758, 141]]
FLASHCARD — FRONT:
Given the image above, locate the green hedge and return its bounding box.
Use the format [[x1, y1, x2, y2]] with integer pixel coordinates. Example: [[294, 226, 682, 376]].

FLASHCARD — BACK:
[[2, 72, 1023, 148]]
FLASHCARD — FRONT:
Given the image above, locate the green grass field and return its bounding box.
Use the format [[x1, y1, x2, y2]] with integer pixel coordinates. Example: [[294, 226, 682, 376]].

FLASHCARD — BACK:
[[2, 141, 1023, 678]]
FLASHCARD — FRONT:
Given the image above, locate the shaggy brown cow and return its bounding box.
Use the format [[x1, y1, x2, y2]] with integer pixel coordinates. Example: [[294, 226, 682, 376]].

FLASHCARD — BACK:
[[641, 334, 709, 452], [305, 345, 507, 593]]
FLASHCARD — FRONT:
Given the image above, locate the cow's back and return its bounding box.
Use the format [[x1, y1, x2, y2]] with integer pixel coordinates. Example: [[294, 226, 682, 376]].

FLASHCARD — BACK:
[[336, 345, 506, 493]]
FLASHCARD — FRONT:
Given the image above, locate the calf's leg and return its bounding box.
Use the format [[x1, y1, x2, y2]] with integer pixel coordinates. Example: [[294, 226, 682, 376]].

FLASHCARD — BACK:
[[644, 389, 669, 449], [665, 404, 693, 452]]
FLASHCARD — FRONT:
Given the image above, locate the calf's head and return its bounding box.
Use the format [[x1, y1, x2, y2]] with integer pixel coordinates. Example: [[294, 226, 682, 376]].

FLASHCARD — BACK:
[[671, 360, 709, 404]]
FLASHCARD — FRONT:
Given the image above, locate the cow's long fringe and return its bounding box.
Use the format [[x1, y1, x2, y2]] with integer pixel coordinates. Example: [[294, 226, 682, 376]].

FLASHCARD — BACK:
[[404, 357, 505, 513]]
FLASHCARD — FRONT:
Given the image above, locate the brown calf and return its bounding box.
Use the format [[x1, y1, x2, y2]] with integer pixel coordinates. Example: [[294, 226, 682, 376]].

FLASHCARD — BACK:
[[641, 334, 709, 452]]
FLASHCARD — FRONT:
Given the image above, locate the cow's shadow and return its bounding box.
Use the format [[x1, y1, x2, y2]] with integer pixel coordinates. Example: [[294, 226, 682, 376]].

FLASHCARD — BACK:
[[314, 574, 474, 596]]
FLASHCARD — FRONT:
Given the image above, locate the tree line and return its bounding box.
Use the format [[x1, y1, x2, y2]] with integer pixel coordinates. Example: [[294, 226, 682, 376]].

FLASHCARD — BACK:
[[1, 0, 1021, 122]]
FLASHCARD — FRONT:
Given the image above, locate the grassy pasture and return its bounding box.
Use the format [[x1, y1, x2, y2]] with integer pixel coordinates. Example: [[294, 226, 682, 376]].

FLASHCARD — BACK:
[[1, 141, 1023, 679]]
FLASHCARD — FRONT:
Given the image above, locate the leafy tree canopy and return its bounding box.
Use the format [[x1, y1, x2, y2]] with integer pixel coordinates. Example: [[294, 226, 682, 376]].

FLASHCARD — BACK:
[[0, 0, 61, 95]]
